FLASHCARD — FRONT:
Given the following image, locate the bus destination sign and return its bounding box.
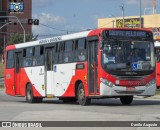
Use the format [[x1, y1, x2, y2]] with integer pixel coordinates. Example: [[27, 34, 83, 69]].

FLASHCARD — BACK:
[[107, 30, 146, 37]]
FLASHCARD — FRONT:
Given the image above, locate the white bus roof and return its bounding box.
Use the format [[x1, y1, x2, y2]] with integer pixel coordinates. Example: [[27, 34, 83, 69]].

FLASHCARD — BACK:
[[15, 30, 91, 49]]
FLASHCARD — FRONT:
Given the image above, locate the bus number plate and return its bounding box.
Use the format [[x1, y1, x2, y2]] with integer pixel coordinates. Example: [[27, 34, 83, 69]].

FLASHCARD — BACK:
[[126, 87, 135, 91]]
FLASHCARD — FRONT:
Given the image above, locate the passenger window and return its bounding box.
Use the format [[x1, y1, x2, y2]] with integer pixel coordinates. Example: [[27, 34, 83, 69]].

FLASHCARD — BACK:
[[6, 51, 14, 68], [64, 41, 74, 63], [23, 48, 33, 67], [75, 39, 87, 62], [33, 46, 44, 66]]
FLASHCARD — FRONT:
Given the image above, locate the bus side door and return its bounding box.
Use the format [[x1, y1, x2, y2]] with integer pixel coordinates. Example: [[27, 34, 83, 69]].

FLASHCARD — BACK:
[[88, 37, 99, 95], [45, 47, 55, 96], [14, 52, 22, 95]]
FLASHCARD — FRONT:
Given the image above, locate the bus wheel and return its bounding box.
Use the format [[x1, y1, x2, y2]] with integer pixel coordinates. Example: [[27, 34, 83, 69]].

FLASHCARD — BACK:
[[77, 83, 91, 106], [26, 84, 36, 103], [120, 96, 133, 105]]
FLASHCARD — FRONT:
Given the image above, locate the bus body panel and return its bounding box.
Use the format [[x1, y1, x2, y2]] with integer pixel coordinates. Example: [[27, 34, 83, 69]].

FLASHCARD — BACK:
[[156, 63, 160, 87], [5, 68, 15, 96], [61, 62, 88, 97], [24, 66, 45, 97], [53, 63, 77, 96]]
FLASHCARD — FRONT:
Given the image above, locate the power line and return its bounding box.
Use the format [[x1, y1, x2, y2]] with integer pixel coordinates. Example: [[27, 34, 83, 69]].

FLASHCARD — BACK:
[[39, 23, 78, 33]]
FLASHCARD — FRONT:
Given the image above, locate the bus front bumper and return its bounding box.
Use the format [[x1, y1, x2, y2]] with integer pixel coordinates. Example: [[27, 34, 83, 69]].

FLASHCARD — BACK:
[[100, 82, 156, 96]]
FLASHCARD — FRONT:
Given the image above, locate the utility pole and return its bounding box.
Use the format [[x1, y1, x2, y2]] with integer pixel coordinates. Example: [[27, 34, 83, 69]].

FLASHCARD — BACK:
[[121, 0, 125, 28], [140, 0, 142, 28], [0, 16, 26, 43], [112, 20, 115, 28]]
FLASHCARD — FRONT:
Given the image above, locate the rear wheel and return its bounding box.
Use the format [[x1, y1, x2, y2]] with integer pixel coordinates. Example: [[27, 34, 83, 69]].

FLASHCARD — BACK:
[[26, 84, 43, 103], [120, 96, 133, 105], [77, 83, 91, 106], [26, 84, 36, 103]]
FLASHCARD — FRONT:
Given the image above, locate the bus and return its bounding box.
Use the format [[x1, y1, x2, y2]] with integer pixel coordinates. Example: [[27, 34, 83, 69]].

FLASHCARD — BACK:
[[155, 41, 160, 88], [4, 28, 156, 106]]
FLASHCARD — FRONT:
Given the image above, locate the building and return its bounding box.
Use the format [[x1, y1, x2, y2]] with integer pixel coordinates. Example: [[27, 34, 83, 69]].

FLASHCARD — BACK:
[[98, 14, 160, 41], [0, 0, 32, 54]]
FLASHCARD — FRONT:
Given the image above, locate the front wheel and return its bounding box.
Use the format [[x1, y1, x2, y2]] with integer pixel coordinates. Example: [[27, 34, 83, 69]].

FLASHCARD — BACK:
[[120, 96, 133, 105], [77, 83, 91, 106]]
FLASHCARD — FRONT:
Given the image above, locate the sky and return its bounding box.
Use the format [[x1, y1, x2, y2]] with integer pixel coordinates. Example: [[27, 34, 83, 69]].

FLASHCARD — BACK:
[[32, 0, 160, 39]]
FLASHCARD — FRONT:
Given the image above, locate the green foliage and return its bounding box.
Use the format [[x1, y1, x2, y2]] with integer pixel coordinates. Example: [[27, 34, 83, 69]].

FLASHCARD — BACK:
[[0, 63, 4, 78], [7, 34, 38, 45]]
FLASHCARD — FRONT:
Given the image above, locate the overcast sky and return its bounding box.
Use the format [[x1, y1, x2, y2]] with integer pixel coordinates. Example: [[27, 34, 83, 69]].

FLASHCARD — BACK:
[[32, 0, 160, 38]]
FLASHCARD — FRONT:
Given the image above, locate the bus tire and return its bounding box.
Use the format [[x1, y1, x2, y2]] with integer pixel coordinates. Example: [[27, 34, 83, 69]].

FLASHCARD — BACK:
[[120, 96, 133, 105], [77, 83, 91, 106], [26, 84, 36, 103]]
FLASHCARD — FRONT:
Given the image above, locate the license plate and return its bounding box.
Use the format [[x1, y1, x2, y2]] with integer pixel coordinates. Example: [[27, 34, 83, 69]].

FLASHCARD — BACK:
[[126, 87, 135, 91]]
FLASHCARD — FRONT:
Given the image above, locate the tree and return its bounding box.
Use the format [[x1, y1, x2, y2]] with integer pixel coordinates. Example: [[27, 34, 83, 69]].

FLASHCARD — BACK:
[[7, 34, 38, 45]]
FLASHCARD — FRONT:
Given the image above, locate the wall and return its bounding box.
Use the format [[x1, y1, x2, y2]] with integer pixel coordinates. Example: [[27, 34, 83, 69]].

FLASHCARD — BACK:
[[98, 14, 160, 28]]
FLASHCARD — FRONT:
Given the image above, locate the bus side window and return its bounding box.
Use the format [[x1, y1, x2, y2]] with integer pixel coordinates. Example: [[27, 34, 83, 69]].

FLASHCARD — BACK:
[[23, 47, 33, 67], [75, 38, 87, 62], [6, 50, 14, 68], [64, 40, 74, 63], [33, 46, 44, 66], [58, 42, 64, 64]]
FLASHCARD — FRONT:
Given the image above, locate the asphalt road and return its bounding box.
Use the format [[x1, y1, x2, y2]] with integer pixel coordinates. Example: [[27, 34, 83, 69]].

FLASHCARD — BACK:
[[0, 89, 160, 130]]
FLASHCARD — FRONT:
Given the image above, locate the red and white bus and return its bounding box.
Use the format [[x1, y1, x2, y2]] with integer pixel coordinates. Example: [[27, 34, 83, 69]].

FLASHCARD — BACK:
[[155, 41, 160, 88], [4, 28, 156, 105]]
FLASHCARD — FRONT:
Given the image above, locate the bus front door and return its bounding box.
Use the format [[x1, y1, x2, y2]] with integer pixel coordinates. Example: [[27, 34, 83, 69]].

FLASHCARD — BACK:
[[88, 40, 98, 95], [45, 47, 54, 96], [14, 52, 22, 95]]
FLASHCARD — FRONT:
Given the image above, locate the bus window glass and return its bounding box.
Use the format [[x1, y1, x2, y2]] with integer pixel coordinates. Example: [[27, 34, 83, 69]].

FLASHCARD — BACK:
[[23, 48, 33, 67], [64, 41, 74, 63], [33, 46, 44, 66], [26, 48, 33, 57], [7, 51, 14, 60], [6, 51, 14, 68], [102, 40, 154, 75], [65, 41, 73, 52], [78, 39, 86, 50], [75, 39, 87, 62]]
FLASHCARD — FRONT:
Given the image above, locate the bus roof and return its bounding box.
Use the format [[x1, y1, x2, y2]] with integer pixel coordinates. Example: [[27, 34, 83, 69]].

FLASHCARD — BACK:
[[14, 30, 92, 49]]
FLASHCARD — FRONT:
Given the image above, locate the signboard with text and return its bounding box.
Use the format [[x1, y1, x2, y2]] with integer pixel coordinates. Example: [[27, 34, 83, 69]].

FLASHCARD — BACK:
[[116, 18, 144, 28]]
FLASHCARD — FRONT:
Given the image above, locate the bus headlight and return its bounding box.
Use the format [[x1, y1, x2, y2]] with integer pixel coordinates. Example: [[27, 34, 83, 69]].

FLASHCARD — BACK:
[[146, 79, 156, 88], [100, 78, 114, 88]]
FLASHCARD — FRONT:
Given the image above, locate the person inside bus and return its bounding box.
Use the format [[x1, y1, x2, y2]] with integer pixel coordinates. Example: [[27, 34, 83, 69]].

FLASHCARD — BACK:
[[78, 51, 86, 61], [128, 49, 142, 62]]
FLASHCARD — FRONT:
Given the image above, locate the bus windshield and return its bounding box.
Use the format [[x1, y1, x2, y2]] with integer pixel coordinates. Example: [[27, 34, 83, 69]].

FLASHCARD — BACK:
[[102, 40, 155, 75]]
